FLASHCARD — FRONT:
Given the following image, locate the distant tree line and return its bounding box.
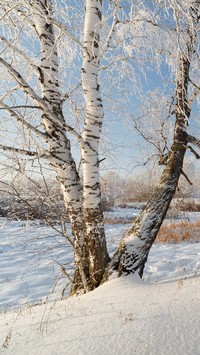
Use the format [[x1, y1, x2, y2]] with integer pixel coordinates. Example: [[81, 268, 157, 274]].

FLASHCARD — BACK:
[[1, 163, 200, 221]]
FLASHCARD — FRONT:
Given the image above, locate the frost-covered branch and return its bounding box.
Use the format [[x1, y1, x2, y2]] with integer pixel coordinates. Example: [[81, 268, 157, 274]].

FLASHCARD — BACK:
[[16, 7, 37, 32], [0, 101, 48, 143], [61, 82, 82, 102], [50, 18, 83, 48], [0, 58, 83, 140], [188, 78, 200, 109], [188, 89, 200, 109], [100, 0, 120, 57], [0, 105, 39, 110], [0, 58, 43, 106], [65, 124, 85, 145], [0, 86, 20, 101], [0, 36, 38, 73], [0, 144, 50, 159], [133, 117, 161, 152], [0, 3, 20, 21]]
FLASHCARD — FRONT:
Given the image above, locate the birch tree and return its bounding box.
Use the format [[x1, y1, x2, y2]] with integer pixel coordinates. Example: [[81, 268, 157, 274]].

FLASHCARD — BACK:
[[109, 0, 200, 278], [0, 0, 199, 294], [0, 0, 112, 293]]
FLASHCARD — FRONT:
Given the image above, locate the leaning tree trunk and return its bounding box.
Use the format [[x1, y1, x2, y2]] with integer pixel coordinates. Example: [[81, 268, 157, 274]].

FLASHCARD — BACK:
[[81, 0, 110, 288], [110, 136, 187, 277], [109, 1, 199, 279]]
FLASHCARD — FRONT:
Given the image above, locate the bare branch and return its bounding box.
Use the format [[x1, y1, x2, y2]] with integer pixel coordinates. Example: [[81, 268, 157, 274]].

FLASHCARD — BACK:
[[187, 145, 200, 159], [61, 82, 82, 102], [51, 18, 83, 48], [0, 36, 39, 73], [189, 78, 200, 91], [180, 168, 193, 185], [0, 101, 48, 143], [60, 265, 73, 282], [0, 86, 19, 101], [0, 57, 43, 106], [65, 123, 84, 145], [0, 105, 40, 110], [0, 144, 38, 157], [187, 134, 200, 149], [0, 144, 50, 160], [100, 0, 120, 58], [133, 118, 161, 152]]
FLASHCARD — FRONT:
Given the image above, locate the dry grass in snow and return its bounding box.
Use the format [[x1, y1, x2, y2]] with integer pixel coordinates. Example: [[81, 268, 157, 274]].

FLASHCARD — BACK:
[[156, 221, 200, 243]]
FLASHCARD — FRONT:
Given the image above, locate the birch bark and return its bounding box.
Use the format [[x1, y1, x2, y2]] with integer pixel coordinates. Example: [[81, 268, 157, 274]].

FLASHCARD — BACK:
[[82, 0, 110, 287], [0, 0, 112, 293], [30, 0, 93, 292]]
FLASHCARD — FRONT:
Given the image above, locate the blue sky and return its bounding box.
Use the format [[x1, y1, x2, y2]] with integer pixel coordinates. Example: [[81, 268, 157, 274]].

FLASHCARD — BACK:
[[0, 0, 199, 181]]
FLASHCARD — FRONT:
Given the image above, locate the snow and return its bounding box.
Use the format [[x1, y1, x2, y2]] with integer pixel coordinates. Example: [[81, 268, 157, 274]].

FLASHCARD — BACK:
[[104, 207, 140, 222], [0, 276, 200, 354], [0, 216, 200, 354], [0, 219, 73, 309]]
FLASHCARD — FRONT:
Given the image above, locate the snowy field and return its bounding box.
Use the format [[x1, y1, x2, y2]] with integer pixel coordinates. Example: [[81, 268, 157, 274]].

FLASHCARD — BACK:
[[0, 211, 200, 354], [0, 215, 200, 310]]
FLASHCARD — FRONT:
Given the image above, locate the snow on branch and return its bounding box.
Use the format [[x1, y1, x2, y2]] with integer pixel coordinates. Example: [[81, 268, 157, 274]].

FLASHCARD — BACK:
[[16, 7, 37, 32], [0, 58, 43, 107], [0, 59, 81, 141], [188, 79, 200, 109], [0, 98, 85, 147], [0, 36, 39, 73], [65, 124, 85, 145], [50, 18, 83, 48], [188, 89, 200, 109], [99, 0, 120, 58], [0, 144, 50, 159]]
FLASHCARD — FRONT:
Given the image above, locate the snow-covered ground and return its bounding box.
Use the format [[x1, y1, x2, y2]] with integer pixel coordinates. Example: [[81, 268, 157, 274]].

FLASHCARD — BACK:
[[104, 207, 141, 222], [0, 275, 200, 354], [0, 217, 200, 310], [0, 214, 200, 354], [0, 219, 73, 309]]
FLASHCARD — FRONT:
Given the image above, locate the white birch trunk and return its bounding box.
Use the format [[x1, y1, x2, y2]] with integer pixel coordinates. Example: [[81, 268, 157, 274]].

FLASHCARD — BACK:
[[31, 0, 93, 292], [82, 0, 109, 286]]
